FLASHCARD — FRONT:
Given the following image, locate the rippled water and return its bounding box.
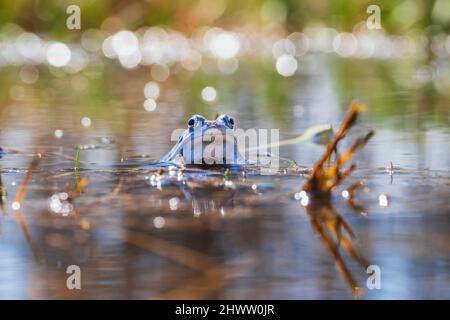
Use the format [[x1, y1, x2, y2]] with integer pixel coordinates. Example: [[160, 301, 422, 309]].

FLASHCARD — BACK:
[[0, 58, 449, 299]]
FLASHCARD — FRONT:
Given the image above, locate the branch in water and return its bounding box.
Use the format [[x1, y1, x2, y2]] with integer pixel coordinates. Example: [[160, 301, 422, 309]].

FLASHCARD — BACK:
[[302, 102, 374, 197]]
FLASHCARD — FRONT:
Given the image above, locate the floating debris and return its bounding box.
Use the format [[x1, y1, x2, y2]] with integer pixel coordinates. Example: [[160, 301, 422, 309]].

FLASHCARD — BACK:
[[386, 161, 394, 184], [378, 193, 390, 207], [99, 137, 115, 145], [49, 175, 89, 217], [79, 218, 90, 231], [78, 144, 99, 150], [301, 103, 374, 198], [385, 161, 394, 175], [48, 192, 74, 216], [54, 129, 64, 139], [299, 102, 374, 297], [148, 168, 166, 189]]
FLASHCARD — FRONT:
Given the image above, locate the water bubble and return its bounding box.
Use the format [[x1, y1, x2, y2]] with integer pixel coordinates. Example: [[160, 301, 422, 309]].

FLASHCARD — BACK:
[[272, 39, 296, 58], [48, 192, 74, 216], [16, 32, 43, 61], [300, 195, 309, 207], [354, 35, 375, 59], [65, 48, 89, 73], [180, 50, 202, 71], [210, 32, 240, 59], [295, 190, 309, 207], [333, 33, 358, 57], [144, 81, 160, 99], [81, 29, 104, 53], [169, 197, 180, 210], [144, 98, 157, 112], [111, 31, 139, 57], [102, 36, 116, 58], [217, 58, 239, 74], [287, 32, 310, 56], [342, 190, 350, 199], [118, 50, 142, 69], [11, 201, 21, 210], [81, 117, 92, 127], [153, 216, 166, 228], [19, 65, 39, 84], [224, 181, 234, 189], [378, 194, 389, 207], [59, 192, 69, 201], [100, 137, 113, 145], [54, 129, 64, 138], [151, 63, 170, 82], [46, 42, 71, 67], [201, 86, 217, 103], [276, 54, 297, 77]]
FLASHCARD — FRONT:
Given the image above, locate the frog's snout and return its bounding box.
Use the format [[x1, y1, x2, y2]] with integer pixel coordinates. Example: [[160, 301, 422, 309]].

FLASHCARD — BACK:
[[157, 114, 245, 165]]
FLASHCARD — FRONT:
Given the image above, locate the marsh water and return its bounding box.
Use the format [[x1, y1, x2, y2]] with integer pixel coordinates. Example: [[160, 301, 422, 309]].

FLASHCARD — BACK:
[[0, 57, 449, 299]]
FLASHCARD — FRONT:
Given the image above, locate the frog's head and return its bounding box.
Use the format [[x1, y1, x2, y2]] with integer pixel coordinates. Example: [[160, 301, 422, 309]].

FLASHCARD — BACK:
[[159, 114, 245, 165]]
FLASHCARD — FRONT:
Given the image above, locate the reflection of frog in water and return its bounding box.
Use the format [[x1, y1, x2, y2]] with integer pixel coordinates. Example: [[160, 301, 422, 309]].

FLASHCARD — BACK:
[[157, 114, 246, 167], [147, 166, 242, 216]]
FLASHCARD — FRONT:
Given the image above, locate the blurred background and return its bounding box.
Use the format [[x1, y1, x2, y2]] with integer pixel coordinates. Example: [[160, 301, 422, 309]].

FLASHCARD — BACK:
[[0, 0, 449, 132], [0, 0, 449, 299]]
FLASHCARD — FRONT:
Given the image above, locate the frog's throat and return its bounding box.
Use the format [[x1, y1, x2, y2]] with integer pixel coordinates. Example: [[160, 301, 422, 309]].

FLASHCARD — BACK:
[[161, 130, 246, 165]]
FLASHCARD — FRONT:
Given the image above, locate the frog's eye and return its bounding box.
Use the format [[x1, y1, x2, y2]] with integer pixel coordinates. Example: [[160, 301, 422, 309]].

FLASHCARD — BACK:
[[217, 114, 234, 129], [188, 114, 205, 128]]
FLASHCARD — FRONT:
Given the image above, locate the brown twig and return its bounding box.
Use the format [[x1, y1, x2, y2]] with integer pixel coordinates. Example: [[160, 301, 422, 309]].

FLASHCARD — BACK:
[[302, 102, 374, 196], [300, 102, 374, 297], [13, 156, 42, 262]]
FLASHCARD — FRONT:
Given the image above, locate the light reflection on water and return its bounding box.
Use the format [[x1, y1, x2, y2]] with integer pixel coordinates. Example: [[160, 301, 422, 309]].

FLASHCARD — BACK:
[[0, 58, 449, 299]]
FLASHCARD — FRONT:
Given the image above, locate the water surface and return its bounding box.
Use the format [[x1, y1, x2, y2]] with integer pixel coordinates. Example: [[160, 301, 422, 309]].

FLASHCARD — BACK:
[[0, 57, 449, 299]]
